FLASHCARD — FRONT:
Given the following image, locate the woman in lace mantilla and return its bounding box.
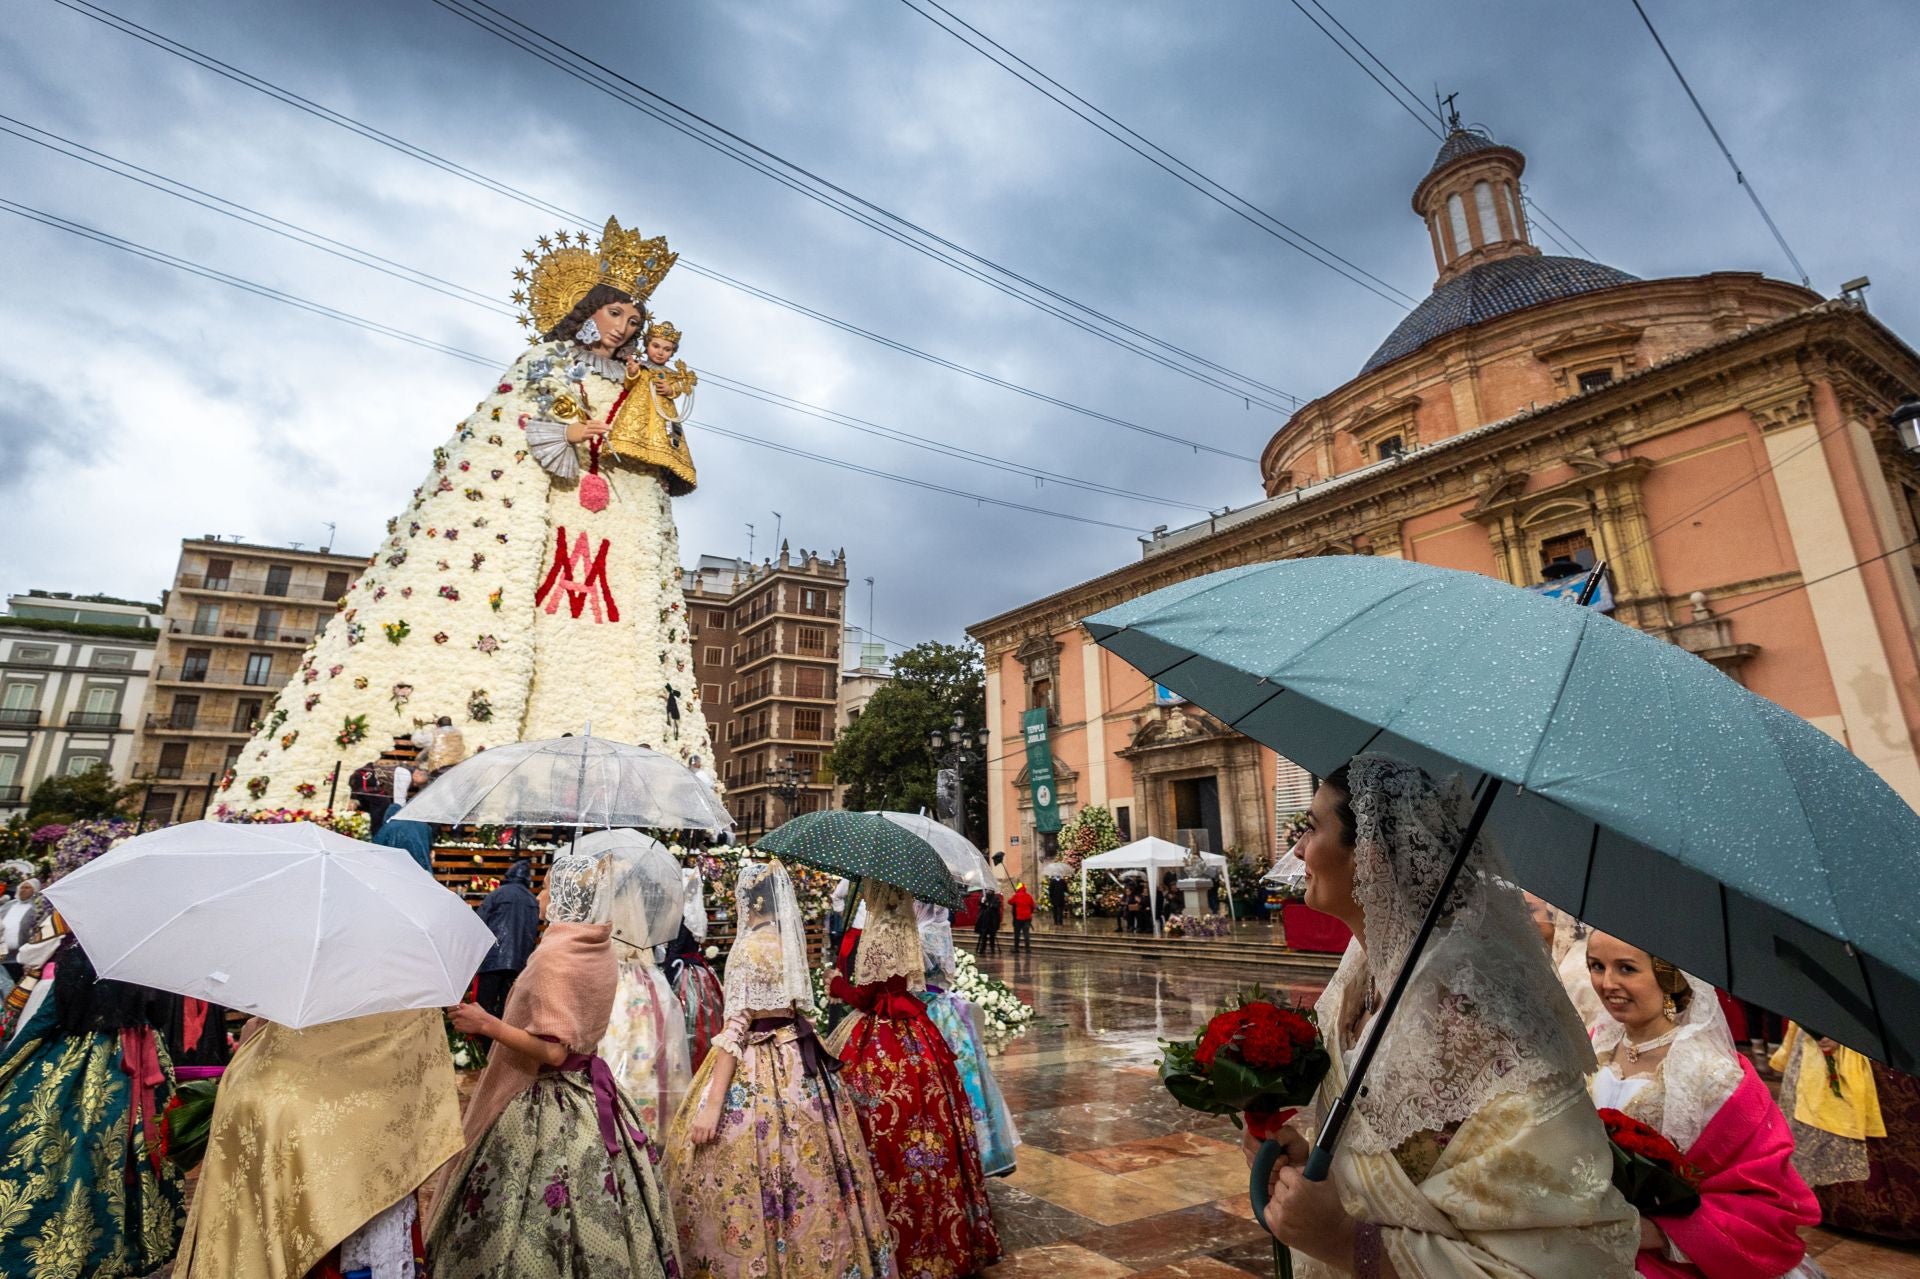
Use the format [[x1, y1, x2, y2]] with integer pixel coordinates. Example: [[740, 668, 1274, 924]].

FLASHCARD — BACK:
[[665, 860, 895, 1279], [428, 845, 681, 1278], [1586, 932, 1822, 1278], [826, 882, 1001, 1279], [1256, 754, 1639, 1277]]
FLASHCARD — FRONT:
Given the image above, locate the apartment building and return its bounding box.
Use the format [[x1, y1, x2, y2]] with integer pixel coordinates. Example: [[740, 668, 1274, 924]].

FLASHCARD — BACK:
[[130, 536, 368, 825], [0, 593, 159, 813], [683, 547, 847, 838]]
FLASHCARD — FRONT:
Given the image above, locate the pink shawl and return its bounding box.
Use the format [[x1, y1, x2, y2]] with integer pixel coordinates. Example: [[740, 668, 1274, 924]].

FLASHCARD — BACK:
[[1640, 1057, 1820, 1278], [427, 922, 615, 1212]]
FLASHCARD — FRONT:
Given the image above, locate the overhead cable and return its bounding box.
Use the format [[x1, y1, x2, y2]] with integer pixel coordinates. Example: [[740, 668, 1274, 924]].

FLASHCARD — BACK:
[[0, 198, 1159, 534], [897, 0, 1417, 309], [1623, 0, 1812, 287], [43, 0, 1273, 447]]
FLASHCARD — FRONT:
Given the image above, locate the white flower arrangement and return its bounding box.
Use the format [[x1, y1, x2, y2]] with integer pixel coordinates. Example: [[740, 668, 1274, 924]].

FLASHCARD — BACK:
[[951, 947, 1035, 1052]]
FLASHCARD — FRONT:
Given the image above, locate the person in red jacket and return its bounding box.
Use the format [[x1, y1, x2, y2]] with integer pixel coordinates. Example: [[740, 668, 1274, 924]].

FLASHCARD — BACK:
[[1008, 883, 1036, 955]]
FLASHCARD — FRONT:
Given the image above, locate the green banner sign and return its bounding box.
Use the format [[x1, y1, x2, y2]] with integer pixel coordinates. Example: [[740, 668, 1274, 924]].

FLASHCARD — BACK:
[[1022, 707, 1062, 833]]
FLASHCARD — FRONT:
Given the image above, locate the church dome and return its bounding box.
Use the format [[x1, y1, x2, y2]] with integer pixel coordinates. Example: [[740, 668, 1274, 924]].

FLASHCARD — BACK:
[[1360, 254, 1641, 374]]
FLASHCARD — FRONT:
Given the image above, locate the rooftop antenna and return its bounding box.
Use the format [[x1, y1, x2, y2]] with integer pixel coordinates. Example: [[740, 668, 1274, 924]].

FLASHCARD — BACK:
[[288, 542, 304, 551], [772, 511, 783, 556], [746, 522, 755, 564], [322, 521, 337, 554], [864, 576, 876, 639]]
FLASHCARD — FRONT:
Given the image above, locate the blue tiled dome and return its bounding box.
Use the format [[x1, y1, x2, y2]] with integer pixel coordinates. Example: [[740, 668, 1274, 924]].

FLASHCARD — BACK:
[[1426, 129, 1504, 175], [1359, 255, 1640, 375]]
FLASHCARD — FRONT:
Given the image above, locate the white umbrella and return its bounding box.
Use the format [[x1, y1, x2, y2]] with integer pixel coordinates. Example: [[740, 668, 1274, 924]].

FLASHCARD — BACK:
[[42, 820, 495, 1029], [396, 733, 731, 832], [875, 812, 997, 892], [1040, 859, 1073, 880], [575, 829, 685, 949]]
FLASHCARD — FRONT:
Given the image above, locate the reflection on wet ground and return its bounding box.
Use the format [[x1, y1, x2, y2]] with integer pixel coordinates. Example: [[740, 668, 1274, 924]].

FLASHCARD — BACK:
[[975, 949, 1920, 1278]]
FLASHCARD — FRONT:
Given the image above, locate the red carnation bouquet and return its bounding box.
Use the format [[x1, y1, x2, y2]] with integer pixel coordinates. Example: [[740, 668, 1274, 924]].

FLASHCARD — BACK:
[[1159, 987, 1331, 1141], [1598, 1108, 1702, 1218]]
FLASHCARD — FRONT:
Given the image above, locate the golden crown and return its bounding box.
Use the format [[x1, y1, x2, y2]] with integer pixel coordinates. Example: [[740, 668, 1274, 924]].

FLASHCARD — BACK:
[[510, 217, 677, 338], [645, 319, 683, 349]]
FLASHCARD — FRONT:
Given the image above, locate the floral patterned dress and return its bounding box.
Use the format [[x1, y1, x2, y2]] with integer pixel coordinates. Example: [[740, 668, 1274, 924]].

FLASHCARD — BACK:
[[665, 1009, 895, 1279], [428, 1058, 681, 1278], [827, 977, 1000, 1279], [0, 959, 184, 1279], [919, 989, 1018, 1177], [601, 954, 692, 1137]]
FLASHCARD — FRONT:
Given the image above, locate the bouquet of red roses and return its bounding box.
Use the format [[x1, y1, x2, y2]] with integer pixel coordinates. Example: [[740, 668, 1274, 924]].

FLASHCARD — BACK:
[[1598, 1108, 1703, 1218], [1159, 987, 1331, 1141]]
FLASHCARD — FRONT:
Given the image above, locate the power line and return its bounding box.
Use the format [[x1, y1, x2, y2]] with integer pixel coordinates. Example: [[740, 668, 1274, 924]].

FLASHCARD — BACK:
[[1283, 0, 1442, 139], [420, 0, 1301, 410], [0, 116, 1237, 489], [42, 0, 1272, 449], [1280, 0, 1597, 264], [0, 197, 1160, 534], [1657, 538, 1920, 630], [896, 0, 1418, 309], [1624, 0, 1811, 287]]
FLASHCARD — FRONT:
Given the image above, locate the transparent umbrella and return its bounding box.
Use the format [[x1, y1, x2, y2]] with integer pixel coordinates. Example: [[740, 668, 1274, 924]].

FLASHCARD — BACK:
[[875, 812, 997, 892], [395, 734, 731, 833], [575, 829, 686, 950]]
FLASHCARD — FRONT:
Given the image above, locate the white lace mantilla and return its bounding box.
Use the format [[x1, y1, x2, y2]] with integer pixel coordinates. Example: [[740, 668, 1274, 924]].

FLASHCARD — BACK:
[[1324, 754, 1596, 1155], [724, 861, 814, 1012], [852, 882, 926, 988]]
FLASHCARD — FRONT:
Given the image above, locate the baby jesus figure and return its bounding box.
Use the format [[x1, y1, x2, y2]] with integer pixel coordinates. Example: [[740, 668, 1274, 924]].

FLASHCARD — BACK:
[[607, 318, 699, 495]]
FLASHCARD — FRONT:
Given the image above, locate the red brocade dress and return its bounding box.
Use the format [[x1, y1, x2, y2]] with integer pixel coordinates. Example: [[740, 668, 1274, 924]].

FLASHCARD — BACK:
[[827, 890, 999, 1279]]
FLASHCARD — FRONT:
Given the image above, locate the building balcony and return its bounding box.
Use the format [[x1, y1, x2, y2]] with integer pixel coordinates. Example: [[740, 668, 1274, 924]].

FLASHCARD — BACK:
[[0, 786, 23, 805], [175, 574, 332, 602], [153, 765, 185, 779], [166, 621, 312, 647], [0, 708, 42, 727], [737, 600, 843, 633], [156, 666, 279, 688], [66, 711, 123, 730], [144, 714, 243, 737]]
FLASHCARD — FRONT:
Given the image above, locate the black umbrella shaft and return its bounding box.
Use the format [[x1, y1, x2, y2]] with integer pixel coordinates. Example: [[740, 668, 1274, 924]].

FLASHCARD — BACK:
[[1304, 778, 1502, 1183]]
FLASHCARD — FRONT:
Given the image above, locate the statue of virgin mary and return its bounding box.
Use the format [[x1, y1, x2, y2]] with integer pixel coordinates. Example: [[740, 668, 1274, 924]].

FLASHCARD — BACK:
[[220, 219, 711, 811]]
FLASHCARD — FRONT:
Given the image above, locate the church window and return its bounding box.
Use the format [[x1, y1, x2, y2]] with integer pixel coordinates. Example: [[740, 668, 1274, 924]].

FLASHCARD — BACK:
[[1540, 530, 1596, 576], [1505, 183, 1526, 239], [1577, 368, 1616, 393], [1377, 436, 1404, 460], [1447, 193, 1472, 252], [1474, 181, 1502, 244]]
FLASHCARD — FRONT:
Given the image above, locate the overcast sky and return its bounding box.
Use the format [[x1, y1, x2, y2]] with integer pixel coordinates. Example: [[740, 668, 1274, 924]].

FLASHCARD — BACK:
[[4, 0, 1915, 652]]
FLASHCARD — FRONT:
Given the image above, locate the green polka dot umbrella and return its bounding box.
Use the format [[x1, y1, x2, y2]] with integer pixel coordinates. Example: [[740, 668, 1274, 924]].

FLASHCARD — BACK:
[[756, 809, 964, 909]]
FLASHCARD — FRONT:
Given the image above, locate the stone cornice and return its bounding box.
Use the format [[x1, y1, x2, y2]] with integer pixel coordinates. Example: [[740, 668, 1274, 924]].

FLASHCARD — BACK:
[[969, 302, 1920, 656]]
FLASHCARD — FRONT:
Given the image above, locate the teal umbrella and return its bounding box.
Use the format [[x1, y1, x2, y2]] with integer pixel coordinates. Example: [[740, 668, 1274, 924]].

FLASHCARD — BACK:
[[758, 810, 964, 909], [1085, 556, 1920, 1177]]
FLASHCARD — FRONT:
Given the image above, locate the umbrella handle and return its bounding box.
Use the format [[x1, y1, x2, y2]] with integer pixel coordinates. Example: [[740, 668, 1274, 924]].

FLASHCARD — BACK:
[[1249, 1138, 1284, 1230]]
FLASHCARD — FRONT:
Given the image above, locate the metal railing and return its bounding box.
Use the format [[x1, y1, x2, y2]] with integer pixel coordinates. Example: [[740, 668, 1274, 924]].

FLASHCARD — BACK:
[[168, 620, 311, 645], [0, 786, 22, 804], [66, 711, 122, 729], [157, 666, 277, 686], [0, 708, 41, 726], [177, 574, 329, 600]]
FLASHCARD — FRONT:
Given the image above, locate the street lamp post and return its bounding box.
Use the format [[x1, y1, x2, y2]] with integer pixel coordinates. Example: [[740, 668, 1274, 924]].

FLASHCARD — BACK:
[[769, 751, 806, 826], [928, 710, 989, 842]]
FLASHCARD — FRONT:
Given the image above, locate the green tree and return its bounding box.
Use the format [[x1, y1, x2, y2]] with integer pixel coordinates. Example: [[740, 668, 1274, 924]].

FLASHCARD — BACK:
[[26, 765, 139, 825], [826, 641, 987, 841]]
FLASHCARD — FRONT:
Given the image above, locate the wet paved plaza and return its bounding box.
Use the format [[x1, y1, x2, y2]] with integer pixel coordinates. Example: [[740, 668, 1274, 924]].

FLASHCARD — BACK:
[[974, 948, 1920, 1279]]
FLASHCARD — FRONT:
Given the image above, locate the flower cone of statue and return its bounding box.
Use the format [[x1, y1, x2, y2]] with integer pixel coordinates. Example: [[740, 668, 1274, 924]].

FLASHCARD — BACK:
[[43, 820, 494, 1028], [213, 288, 710, 814], [395, 734, 729, 832]]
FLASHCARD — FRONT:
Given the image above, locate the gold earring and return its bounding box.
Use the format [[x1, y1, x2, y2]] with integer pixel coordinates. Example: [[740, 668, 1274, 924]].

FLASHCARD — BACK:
[[1662, 994, 1678, 1023]]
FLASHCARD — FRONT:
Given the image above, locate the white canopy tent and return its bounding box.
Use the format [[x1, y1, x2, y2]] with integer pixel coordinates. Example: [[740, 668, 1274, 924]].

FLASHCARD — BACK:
[[1079, 836, 1236, 928]]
